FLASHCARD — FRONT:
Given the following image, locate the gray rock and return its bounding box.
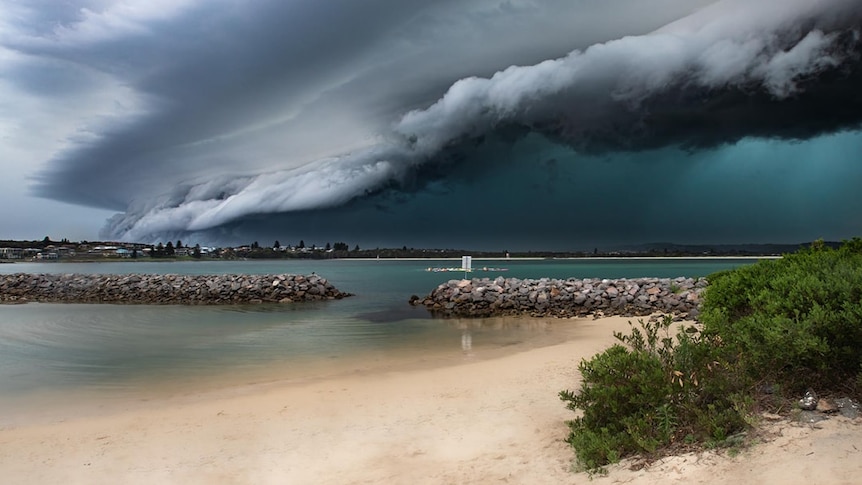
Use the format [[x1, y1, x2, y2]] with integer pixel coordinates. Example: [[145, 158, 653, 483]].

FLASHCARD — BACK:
[[416, 276, 706, 319], [795, 410, 828, 424], [0, 273, 351, 305], [835, 398, 861, 419]]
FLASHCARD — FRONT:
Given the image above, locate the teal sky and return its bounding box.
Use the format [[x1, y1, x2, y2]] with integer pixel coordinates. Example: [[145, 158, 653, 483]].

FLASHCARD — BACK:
[[213, 130, 862, 251]]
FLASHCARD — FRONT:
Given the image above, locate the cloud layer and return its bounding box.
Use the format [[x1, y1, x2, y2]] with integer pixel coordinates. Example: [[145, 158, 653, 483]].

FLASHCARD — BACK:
[[2, 0, 860, 246]]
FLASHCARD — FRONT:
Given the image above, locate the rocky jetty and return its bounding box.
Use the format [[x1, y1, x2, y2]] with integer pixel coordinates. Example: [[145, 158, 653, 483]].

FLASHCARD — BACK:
[[0, 273, 351, 305], [410, 277, 707, 318]]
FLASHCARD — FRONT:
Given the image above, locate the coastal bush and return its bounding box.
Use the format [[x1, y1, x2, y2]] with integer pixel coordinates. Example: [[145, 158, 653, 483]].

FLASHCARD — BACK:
[[561, 238, 862, 473], [560, 316, 751, 473], [700, 238, 862, 394]]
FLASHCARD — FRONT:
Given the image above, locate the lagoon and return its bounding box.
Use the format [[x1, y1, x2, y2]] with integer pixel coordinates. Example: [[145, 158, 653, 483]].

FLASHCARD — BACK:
[[0, 258, 759, 425]]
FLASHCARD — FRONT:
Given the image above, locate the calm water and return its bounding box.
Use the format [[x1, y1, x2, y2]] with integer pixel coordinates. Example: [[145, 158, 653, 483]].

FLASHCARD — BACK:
[[0, 258, 758, 422]]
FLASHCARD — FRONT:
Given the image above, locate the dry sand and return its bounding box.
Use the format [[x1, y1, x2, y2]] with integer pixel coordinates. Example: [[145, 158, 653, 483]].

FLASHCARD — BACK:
[[1, 315, 860, 484]]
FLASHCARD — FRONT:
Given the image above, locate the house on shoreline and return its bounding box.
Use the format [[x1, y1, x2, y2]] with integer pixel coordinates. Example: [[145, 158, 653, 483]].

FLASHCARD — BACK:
[[0, 248, 23, 259]]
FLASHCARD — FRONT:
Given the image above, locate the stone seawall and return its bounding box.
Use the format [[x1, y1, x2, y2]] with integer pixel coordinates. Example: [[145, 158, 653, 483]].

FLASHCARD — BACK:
[[410, 277, 707, 318], [0, 273, 351, 304]]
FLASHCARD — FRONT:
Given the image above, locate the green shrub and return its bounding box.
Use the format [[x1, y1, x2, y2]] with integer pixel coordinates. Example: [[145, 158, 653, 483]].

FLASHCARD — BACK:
[[700, 238, 862, 393], [561, 239, 862, 474], [560, 316, 751, 472]]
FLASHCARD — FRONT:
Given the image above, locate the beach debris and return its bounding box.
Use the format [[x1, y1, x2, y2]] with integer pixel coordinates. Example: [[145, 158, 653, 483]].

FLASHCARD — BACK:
[[794, 398, 860, 424], [799, 390, 818, 411]]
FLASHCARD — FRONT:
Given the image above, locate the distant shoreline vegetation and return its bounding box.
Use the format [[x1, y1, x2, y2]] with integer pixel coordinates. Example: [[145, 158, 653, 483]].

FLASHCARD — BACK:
[[0, 237, 841, 262]]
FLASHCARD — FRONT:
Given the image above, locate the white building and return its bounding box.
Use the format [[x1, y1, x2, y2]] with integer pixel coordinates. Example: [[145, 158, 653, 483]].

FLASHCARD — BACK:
[[0, 248, 23, 259]]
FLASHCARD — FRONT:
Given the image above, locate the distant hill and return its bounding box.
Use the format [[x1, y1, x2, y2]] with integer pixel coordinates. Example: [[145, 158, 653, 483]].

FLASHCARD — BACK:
[[613, 241, 842, 256]]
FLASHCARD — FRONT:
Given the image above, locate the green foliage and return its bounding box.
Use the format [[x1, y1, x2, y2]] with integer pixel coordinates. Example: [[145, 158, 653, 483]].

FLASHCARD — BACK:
[[560, 316, 751, 472], [561, 238, 862, 474], [700, 238, 862, 392], [151, 242, 166, 258]]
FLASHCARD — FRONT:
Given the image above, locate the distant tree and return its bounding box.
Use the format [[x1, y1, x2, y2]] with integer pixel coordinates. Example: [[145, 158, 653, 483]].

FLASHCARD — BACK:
[[131, 249, 138, 259], [333, 242, 349, 251], [192, 244, 202, 259], [325, 242, 331, 251], [299, 240, 305, 249], [402, 245, 407, 251], [353, 244, 360, 251], [153, 242, 165, 258], [165, 241, 175, 256], [176, 240, 183, 249], [273, 240, 281, 249]]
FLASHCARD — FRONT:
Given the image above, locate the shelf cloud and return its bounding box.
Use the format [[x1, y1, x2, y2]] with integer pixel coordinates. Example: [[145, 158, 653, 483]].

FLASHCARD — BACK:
[[4, 0, 861, 248]]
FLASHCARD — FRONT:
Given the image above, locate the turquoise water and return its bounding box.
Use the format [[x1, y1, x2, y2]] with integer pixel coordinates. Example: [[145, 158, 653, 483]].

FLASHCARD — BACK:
[[0, 258, 758, 421]]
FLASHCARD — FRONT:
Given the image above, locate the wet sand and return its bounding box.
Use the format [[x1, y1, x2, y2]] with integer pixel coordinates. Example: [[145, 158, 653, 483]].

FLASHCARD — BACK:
[[1, 315, 860, 484]]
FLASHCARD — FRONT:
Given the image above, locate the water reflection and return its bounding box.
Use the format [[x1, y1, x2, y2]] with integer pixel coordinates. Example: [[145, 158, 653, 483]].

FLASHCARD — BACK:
[[353, 305, 433, 323], [441, 315, 564, 359], [446, 316, 554, 331], [461, 330, 473, 351]]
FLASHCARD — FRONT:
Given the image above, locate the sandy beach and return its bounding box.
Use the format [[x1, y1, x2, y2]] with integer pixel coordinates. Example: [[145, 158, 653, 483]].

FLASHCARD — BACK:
[[1, 315, 860, 485]]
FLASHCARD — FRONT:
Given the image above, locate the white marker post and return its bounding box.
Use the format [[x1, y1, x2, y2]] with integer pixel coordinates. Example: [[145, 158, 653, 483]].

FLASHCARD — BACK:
[[461, 255, 472, 279]]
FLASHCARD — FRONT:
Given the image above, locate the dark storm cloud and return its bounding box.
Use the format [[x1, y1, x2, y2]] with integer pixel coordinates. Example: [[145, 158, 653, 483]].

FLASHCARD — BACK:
[[4, 0, 861, 245], [23, 0, 460, 208], [21, 0, 700, 210], [160, 131, 862, 251], [395, 1, 862, 154]]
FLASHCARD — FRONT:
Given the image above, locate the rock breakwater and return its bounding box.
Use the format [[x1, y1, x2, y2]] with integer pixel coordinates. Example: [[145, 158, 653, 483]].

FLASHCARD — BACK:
[[0, 273, 351, 304], [410, 277, 707, 318]]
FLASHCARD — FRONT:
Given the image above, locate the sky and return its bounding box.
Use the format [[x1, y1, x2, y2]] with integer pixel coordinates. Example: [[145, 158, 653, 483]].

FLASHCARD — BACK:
[[1, 0, 861, 250]]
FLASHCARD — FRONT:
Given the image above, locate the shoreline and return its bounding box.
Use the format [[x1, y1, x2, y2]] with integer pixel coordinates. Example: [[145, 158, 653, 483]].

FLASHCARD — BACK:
[[3, 255, 778, 263], [2, 314, 859, 484], [0, 315, 633, 484], [0, 314, 584, 429]]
